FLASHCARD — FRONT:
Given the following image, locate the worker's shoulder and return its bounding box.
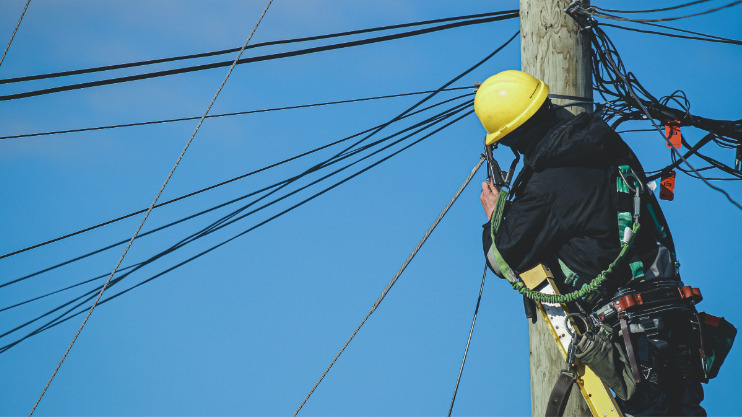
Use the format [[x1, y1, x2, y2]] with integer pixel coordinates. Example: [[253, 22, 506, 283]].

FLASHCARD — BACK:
[[525, 164, 613, 210]]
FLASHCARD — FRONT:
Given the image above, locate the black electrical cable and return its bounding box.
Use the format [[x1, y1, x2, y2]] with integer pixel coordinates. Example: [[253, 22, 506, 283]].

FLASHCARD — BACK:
[[587, 11, 739, 183], [0, 265, 136, 313], [3, 29, 516, 266], [637, 20, 742, 43], [0, 31, 520, 353], [2, 96, 471, 294], [0, 87, 471, 141], [646, 133, 716, 180], [583, 21, 742, 209], [0, 94, 474, 287], [590, 0, 742, 23], [0, 91, 473, 262], [601, 22, 742, 46], [592, 0, 712, 14], [585, 9, 742, 141], [0, 11, 516, 85], [2, 31, 518, 352], [0, 13, 517, 102], [0, 108, 475, 354], [0, 103, 469, 318], [0, 102, 473, 345]]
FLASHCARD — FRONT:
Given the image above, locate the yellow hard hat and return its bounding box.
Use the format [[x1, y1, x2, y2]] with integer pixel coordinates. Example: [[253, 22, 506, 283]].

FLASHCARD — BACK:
[[474, 70, 550, 145]]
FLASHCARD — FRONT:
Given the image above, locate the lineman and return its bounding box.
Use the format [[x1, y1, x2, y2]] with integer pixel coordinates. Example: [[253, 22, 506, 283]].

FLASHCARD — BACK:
[[475, 70, 706, 416]]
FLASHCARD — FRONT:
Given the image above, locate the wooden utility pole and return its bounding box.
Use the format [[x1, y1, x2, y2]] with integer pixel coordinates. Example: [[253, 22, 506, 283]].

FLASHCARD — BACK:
[[520, 0, 593, 415]]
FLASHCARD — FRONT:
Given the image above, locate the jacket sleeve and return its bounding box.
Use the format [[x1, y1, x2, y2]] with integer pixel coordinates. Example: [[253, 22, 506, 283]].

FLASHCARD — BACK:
[[481, 183, 556, 276]]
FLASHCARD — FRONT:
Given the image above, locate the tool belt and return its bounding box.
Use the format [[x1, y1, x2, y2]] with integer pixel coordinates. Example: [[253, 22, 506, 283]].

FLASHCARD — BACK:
[[569, 280, 700, 402], [582, 279, 735, 392], [592, 280, 699, 325]]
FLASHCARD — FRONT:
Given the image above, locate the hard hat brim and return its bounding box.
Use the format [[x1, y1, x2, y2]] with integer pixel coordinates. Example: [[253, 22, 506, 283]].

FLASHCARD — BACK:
[[483, 81, 549, 145]]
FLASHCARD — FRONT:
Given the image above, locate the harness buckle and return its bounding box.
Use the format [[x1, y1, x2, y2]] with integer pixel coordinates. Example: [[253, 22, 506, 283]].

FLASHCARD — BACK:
[[613, 293, 644, 313], [679, 286, 703, 304]]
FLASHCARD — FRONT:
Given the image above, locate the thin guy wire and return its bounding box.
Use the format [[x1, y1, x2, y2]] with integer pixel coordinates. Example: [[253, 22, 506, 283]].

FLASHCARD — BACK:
[[448, 263, 488, 417], [27, 2, 275, 415], [292, 156, 485, 416], [0, 0, 31, 68]]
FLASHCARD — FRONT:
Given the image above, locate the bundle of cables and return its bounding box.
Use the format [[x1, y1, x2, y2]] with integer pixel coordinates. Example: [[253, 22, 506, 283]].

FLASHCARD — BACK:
[[565, 2, 742, 203]]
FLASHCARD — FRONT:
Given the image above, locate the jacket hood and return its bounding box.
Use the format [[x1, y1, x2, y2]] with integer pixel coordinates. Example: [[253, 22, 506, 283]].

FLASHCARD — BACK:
[[522, 112, 622, 171]]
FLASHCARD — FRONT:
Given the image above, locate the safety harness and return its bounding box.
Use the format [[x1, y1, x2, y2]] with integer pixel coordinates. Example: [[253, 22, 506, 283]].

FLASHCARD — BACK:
[[484, 147, 738, 415], [488, 164, 644, 303]]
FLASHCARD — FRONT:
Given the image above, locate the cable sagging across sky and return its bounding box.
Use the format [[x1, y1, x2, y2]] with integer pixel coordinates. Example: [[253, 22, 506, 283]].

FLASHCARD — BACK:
[[0, 12, 517, 102]]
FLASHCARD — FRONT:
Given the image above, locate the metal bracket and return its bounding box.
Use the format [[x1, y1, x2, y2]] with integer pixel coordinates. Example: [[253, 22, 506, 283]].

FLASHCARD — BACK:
[[563, 0, 597, 31]]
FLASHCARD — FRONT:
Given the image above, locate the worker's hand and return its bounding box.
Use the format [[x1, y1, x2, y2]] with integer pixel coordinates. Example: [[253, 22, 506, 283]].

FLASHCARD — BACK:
[[480, 180, 499, 219]]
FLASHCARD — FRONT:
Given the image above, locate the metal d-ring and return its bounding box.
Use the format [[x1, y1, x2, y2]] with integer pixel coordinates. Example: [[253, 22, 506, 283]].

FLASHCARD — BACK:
[[617, 167, 645, 195], [564, 313, 589, 338]]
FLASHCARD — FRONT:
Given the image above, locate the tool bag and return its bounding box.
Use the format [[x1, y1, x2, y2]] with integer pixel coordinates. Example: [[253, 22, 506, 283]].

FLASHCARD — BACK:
[[698, 312, 736, 380], [573, 324, 637, 401]]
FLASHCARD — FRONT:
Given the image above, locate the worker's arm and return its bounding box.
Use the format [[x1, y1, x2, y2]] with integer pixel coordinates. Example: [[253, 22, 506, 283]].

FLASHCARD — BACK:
[[481, 176, 555, 277]]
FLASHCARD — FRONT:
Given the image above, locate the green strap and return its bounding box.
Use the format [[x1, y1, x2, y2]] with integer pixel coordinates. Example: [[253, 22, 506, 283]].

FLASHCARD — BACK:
[[629, 260, 645, 280], [507, 222, 640, 303], [617, 165, 644, 281], [617, 212, 633, 241], [617, 165, 632, 193], [489, 190, 520, 284], [558, 258, 584, 288], [645, 202, 667, 239]]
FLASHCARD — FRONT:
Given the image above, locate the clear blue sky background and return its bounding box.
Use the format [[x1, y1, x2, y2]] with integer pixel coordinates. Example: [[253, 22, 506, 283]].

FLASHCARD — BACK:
[[1, 1, 740, 416]]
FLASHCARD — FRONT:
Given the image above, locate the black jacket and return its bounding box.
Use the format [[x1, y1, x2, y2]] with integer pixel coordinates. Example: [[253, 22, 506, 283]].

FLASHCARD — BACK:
[[483, 111, 678, 304]]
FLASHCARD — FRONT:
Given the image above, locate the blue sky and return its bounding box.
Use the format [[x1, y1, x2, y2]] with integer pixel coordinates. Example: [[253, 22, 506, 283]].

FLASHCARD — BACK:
[[1, 1, 740, 416]]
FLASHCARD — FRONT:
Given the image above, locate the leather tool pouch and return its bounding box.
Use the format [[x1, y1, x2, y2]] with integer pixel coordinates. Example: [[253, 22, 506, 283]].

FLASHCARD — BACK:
[[697, 312, 736, 380]]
